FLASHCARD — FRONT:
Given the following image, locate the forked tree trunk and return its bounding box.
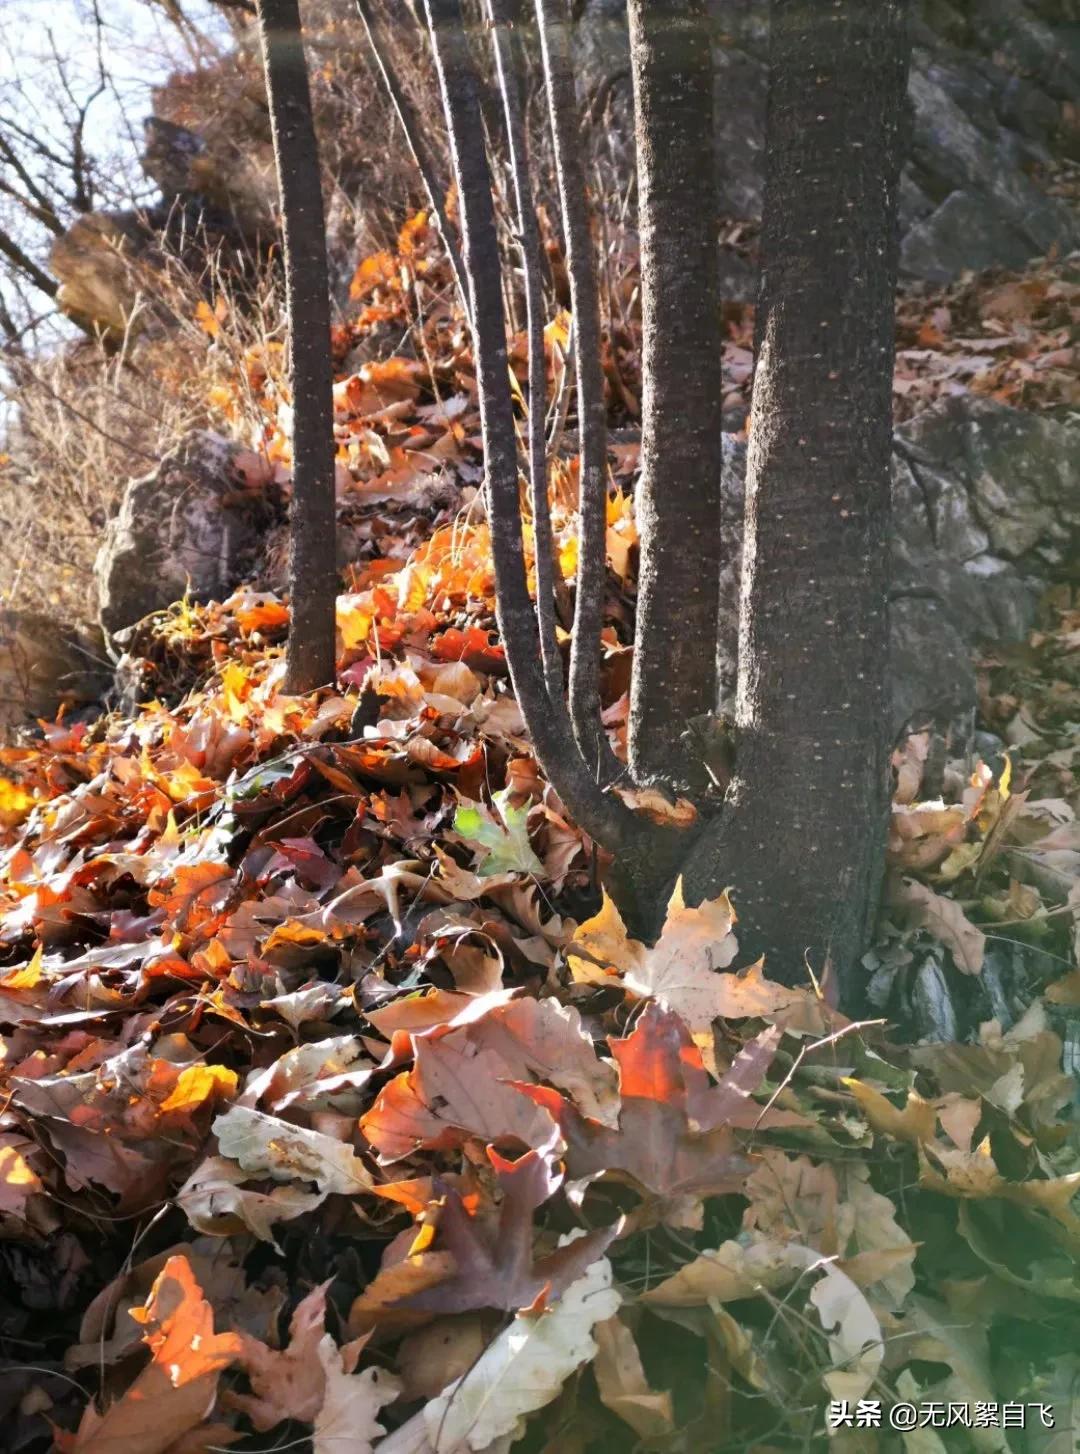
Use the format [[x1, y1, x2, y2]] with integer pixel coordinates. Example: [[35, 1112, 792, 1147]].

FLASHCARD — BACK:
[[626, 0, 723, 790], [419, 0, 911, 994], [685, 0, 912, 995], [256, 0, 337, 693]]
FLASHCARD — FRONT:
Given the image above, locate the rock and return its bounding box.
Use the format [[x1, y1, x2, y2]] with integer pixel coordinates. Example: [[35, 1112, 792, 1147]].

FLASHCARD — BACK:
[[716, 246, 758, 304], [899, 190, 1038, 282], [0, 611, 109, 738], [889, 595, 978, 730], [95, 433, 270, 634], [716, 397, 1076, 732], [898, 397, 1080, 563], [906, 63, 1078, 266], [577, 0, 1080, 283], [49, 212, 157, 335]]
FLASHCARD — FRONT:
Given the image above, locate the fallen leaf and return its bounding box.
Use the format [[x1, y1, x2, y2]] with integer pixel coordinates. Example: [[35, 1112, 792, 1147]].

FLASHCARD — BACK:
[[312, 1333, 401, 1453], [890, 877, 986, 974], [380, 1247, 620, 1453], [213, 1105, 373, 1194], [68, 1255, 243, 1454]]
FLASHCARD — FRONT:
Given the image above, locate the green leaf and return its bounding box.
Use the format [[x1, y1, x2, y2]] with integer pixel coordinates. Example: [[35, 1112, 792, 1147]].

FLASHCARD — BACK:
[[453, 788, 545, 877]]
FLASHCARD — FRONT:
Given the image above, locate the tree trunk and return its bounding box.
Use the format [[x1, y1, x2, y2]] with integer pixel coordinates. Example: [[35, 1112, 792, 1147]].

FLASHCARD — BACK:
[[685, 0, 912, 996], [422, 0, 639, 858], [486, 0, 563, 704], [256, 0, 338, 694], [626, 0, 723, 791], [534, 0, 617, 784]]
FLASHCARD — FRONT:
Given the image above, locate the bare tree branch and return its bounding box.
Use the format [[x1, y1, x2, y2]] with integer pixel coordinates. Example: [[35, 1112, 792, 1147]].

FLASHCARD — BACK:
[[0, 131, 66, 235], [422, 0, 635, 854], [354, 0, 471, 323], [486, 0, 561, 703], [0, 223, 59, 300], [0, 174, 66, 236], [534, 0, 617, 785]]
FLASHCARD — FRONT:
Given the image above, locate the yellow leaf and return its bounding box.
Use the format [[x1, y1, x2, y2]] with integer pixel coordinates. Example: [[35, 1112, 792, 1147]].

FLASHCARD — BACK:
[[843, 1079, 937, 1144], [0, 777, 35, 829], [0, 945, 42, 990], [161, 1064, 239, 1115]]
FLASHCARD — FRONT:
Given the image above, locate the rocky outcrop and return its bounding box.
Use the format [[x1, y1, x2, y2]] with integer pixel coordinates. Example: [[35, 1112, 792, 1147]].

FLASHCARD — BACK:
[[49, 212, 159, 337], [717, 397, 1080, 732], [578, 0, 1080, 286], [95, 433, 272, 635], [50, 113, 276, 335], [0, 611, 109, 737]]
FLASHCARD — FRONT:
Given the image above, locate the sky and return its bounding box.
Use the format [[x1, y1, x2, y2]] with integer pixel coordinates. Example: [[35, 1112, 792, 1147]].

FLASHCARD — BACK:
[[1, 0, 229, 176], [0, 0, 229, 340]]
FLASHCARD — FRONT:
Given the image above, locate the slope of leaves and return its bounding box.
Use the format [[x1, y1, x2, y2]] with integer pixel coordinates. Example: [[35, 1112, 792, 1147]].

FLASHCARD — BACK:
[[0, 217, 1079, 1452]]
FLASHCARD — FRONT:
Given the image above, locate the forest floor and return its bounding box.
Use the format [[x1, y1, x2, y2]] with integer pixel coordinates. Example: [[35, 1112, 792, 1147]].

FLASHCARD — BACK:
[[1, 217, 1079, 1453]]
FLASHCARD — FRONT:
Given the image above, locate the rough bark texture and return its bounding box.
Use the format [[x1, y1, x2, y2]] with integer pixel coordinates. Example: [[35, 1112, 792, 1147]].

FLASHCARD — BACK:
[[256, 0, 337, 693], [487, 0, 562, 704], [534, 0, 617, 784], [626, 0, 723, 790], [423, 0, 636, 856], [685, 0, 912, 995]]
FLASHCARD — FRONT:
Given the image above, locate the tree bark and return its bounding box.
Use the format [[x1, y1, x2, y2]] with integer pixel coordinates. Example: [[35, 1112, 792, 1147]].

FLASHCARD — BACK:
[[486, 0, 562, 704], [626, 0, 723, 791], [256, 0, 338, 693], [686, 0, 912, 995], [534, 0, 618, 785], [422, 0, 638, 857]]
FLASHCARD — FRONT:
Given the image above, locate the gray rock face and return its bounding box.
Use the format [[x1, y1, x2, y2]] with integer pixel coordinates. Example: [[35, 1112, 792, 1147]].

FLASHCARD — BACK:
[[716, 399, 1079, 732], [95, 433, 267, 635], [578, 0, 1080, 284]]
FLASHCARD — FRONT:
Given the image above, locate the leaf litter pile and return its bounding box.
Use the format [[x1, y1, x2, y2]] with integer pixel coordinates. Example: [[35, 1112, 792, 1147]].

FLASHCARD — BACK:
[[2, 218, 1080, 1451]]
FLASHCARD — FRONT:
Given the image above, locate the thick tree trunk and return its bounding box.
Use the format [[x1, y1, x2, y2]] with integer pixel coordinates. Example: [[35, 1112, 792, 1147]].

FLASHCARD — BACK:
[[686, 0, 912, 996], [626, 0, 723, 791], [256, 0, 337, 694]]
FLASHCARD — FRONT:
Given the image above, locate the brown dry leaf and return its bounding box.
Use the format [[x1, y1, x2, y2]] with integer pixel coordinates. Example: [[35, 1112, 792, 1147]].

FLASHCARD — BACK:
[[568, 881, 827, 1064], [839, 1164, 917, 1310], [843, 1079, 938, 1144], [360, 1035, 559, 1162], [517, 1003, 756, 1228], [641, 1238, 803, 1306], [68, 1255, 243, 1454], [610, 785, 697, 829], [919, 1136, 1080, 1230], [379, 1252, 620, 1454], [312, 1333, 401, 1454], [743, 1149, 842, 1253], [889, 876, 986, 973], [0, 1132, 46, 1226], [351, 1147, 616, 1325], [643, 1238, 882, 1403], [396, 1314, 499, 1402], [593, 1315, 675, 1439], [228, 1281, 331, 1430], [213, 1105, 373, 1193], [176, 1155, 326, 1247]]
